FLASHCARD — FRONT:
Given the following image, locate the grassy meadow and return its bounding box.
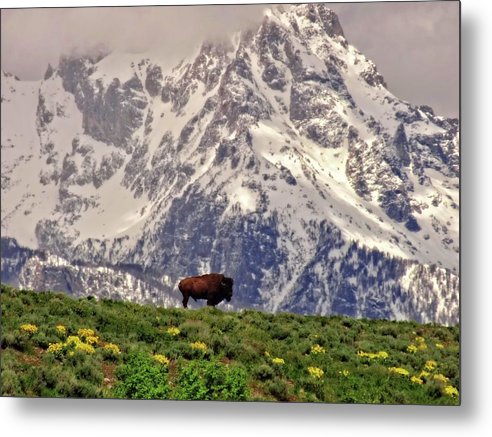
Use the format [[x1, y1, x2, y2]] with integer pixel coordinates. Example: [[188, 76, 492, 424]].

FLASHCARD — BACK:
[[0, 283, 460, 404]]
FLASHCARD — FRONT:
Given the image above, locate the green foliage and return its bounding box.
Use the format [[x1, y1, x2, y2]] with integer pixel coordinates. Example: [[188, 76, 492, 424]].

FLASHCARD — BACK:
[[253, 364, 275, 381], [1, 368, 22, 396], [0, 283, 460, 404], [264, 378, 290, 401], [113, 352, 169, 400], [174, 360, 249, 401]]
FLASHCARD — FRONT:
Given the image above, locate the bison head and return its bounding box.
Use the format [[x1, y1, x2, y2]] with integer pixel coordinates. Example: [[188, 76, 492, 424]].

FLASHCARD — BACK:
[[221, 277, 234, 302]]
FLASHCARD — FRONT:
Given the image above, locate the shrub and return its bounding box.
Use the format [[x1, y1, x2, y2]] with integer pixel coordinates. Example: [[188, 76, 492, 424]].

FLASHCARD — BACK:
[[438, 361, 459, 381], [1, 369, 22, 396], [174, 360, 249, 401], [101, 343, 121, 361], [223, 342, 257, 363], [178, 320, 209, 340], [6, 330, 31, 353], [1, 332, 17, 349], [331, 345, 353, 363], [75, 342, 95, 354], [379, 325, 399, 338], [208, 333, 227, 353], [77, 365, 103, 388], [135, 322, 156, 343], [65, 350, 92, 368], [216, 316, 237, 333], [253, 364, 275, 381], [270, 324, 290, 340], [33, 332, 60, 349], [187, 341, 211, 360], [113, 352, 170, 400], [73, 301, 94, 317], [164, 342, 193, 360], [264, 378, 289, 401], [70, 380, 101, 398]]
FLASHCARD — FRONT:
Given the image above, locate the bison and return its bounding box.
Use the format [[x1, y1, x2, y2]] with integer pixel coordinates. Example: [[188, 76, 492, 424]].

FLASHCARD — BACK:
[[178, 273, 233, 308]]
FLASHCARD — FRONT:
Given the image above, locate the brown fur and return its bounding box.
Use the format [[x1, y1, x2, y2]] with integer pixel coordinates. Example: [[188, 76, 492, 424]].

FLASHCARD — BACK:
[[178, 273, 233, 308]]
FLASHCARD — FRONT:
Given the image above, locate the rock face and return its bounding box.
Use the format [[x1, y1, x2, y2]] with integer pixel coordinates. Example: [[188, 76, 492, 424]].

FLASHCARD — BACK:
[[1, 4, 459, 325]]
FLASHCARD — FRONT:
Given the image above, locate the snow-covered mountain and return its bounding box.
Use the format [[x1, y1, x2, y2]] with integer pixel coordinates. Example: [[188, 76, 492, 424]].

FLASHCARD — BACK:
[[1, 4, 459, 324]]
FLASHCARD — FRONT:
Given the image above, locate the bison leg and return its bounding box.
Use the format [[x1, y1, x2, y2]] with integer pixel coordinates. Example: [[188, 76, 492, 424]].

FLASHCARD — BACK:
[[182, 294, 189, 308]]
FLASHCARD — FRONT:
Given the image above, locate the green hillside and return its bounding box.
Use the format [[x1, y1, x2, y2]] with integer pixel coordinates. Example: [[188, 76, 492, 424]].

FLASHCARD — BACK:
[[0, 284, 460, 404]]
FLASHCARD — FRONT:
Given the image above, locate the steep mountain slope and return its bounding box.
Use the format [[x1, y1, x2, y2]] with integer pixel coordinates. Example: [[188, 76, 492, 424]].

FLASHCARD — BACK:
[[1, 4, 459, 324]]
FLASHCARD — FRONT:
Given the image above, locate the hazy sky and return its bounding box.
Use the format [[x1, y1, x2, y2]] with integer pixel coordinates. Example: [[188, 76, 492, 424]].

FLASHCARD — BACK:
[[1, 2, 459, 117]]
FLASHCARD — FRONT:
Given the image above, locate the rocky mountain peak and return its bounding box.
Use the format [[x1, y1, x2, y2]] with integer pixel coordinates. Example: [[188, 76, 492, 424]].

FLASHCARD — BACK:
[[266, 3, 345, 41], [44, 63, 55, 80], [1, 5, 459, 325]]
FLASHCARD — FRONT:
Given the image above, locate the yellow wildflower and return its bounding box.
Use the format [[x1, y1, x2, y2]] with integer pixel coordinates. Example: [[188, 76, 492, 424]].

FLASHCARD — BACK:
[[74, 342, 95, 354], [77, 328, 95, 339], [310, 344, 326, 354], [47, 342, 64, 354], [407, 344, 418, 353], [357, 350, 388, 360], [424, 360, 437, 371], [63, 335, 94, 353], [419, 370, 430, 379], [443, 385, 459, 398], [435, 343, 444, 349], [307, 366, 324, 378], [190, 341, 207, 351], [388, 367, 410, 377], [338, 369, 350, 377], [84, 335, 99, 345], [104, 343, 121, 355], [20, 324, 38, 334], [264, 351, 271, 357], [433, 374, 449, 383], [56, 325, 66, 335], [415, 336, 426, 344], [271, 357, 285, 365], [65, 335, 82, 346], [153, 354, 170, 366], [417, 343, 428, 351], [410, 376, 424, 385], [166, 327, 180, 336]]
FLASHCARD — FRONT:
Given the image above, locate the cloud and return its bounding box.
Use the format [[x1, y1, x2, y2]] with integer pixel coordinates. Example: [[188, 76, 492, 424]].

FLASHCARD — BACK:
[[327, 2, 459, 117], [1, 4, 268, 79], [1, 2, 458, 117]]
